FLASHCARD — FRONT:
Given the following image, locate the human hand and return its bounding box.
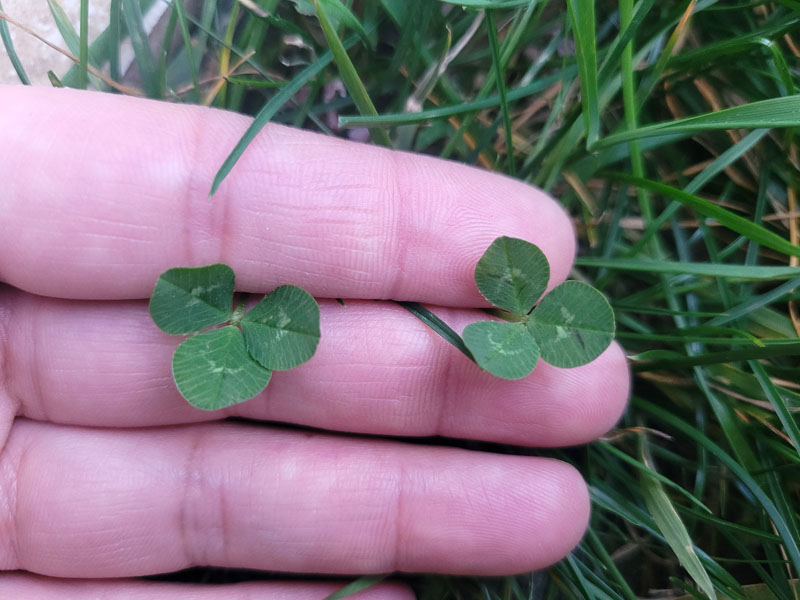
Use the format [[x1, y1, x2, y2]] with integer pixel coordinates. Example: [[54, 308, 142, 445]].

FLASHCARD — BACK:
[[0, 86, 629, 598]]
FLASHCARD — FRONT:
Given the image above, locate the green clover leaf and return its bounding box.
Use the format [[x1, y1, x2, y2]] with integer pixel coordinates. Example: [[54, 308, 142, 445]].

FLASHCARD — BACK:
[[171, 326, 272, 410], [474, 236, 550, 314], [149, 264, 234, 334], [528, 280, 615, 368], [462, 320, 540, 379], [241, 285, 321, 370]]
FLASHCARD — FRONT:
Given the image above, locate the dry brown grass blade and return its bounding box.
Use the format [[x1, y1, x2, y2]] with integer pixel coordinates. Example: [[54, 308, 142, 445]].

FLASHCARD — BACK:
[[563, 170, 599, 246], [202, 49, 256, 106], [511, 81, 562, 130]]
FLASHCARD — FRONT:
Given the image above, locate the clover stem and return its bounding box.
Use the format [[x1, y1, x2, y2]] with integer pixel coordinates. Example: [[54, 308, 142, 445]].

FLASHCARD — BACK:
[[484, 308, 528, 325]]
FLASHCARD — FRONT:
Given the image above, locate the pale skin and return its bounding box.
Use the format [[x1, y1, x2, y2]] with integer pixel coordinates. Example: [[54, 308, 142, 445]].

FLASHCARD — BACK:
[[0, 86, 630, 598]]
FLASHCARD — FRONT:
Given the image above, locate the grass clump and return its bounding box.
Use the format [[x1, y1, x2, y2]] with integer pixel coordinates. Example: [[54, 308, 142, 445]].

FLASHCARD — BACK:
[[5, 0, 800, 597]]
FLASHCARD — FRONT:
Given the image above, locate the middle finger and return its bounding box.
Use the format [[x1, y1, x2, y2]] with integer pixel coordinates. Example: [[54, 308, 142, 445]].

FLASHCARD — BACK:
[[2, 291, 628, 447]]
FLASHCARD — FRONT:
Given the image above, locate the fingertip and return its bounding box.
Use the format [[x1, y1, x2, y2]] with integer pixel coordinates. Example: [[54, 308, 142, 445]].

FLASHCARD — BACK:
[[529, 341, 630, 446], [522, 459, 591, 569], [397, 452, 590, 575], [519, 187, 577, 292]]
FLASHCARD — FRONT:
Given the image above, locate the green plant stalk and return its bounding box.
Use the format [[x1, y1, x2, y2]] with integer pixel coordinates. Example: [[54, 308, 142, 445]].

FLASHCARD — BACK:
[[486, 9, 515, 175], [108, 0, 120, 81], [0, 0, 30, 84], [576, 257, 800, 280], [217, 0, 240, 107], [174, 0, 200, 103], [121, 0, 160, 97], [566, 0, 599, 147], [585, 529, 639, 600], [397, 301, 474, 361], [751, 361, 800, 454], [633, 1, 693, 110], [156, 5, 179, 96], [633, 343, 800, 370], [340, 72, 566, 128], [314, 0, 392, 148], [322, 574, 388, 600], [79, 0, 88, 89], [619, 0, 652, 235]]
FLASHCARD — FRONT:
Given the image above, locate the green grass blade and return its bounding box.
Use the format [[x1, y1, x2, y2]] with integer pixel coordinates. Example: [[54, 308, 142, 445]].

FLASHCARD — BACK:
[[687, 126, 766, 194], [605, 173, 800, 258], [598, 441, 711, 513], [209, 21, 375, 195], [109, 0, 120, 80], [566, 0, 599, 146], [47, 0, 112, 90], [323, 575, 389, 600], [314, 0, 392, 147], [708, 276, 800, 327], [632, 342, 800, 370], [619, 0, 651, 251], [596, 94, 800, 149], [439, 0, 531, 6], [173, 0, 200, 102], [210, 52, 333, 196], [156, 4, 179, 96], [46, 0, 80, 56], [316, 0, 371, 47], [121, 0, 160, 98], [0, 0, 30, 84], [339, 72, 566, 128], [751, 361, 800, 454], [637, 398, 800, 576], [397, 301, 474, 361], [47, 70, 64, 87], [577, 258, 800, 280], [486, 9, 515, 175], [596, 0, 655, 83], [584, 529, 639, 600], [639, 435, 717, 600], [634, 0, 695, 109], [79, 0, 88, 88], [627, 129, 769, 256], [59, 0, 156, 88]]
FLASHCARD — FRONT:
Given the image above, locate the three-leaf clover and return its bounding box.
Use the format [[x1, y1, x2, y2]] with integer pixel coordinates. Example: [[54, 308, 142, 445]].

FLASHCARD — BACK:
[[149, 264, 320, 410], [462, 236, 615, 379]]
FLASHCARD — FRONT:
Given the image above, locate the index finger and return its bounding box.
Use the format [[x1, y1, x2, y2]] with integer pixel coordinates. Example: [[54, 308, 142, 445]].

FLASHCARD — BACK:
[[0, 86, 575, 303]]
